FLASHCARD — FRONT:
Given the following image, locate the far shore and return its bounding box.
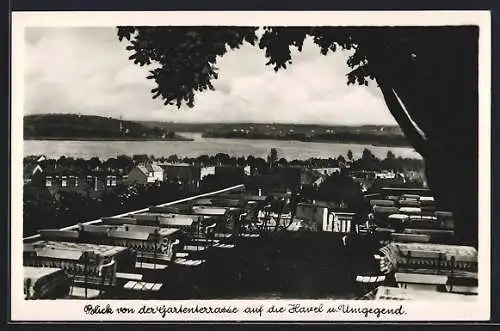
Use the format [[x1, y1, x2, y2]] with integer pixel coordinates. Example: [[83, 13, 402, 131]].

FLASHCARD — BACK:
[[200, 134, 412, 148], [23, 136, 195, 142]]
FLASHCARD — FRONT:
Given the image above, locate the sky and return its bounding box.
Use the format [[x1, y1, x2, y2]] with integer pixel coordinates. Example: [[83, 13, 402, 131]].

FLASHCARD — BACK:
[[24, 27, 397, 126]]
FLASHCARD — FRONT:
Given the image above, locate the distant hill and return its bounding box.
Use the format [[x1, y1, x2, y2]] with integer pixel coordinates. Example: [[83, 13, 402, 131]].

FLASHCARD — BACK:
[[23, 114, 192, 141], [24, 114, 408, 146], [140, 121, 409, 146]]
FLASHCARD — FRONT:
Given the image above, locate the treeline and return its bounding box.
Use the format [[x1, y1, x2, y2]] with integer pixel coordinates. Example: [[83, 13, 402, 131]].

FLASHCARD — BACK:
[[348, 149, 424, 172], [25, 148, 424, 173], [24, 114, 180, 140], [26, 155, 138, 175]]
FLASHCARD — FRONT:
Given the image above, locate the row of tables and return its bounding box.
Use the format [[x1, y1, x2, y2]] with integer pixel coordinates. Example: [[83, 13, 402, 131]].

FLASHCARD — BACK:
[[23, 192, 269, 300], [356, 192, 479, 300]]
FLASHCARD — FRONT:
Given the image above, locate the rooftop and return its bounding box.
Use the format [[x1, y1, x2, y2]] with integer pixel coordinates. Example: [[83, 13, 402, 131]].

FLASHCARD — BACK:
[[158, 162, 193, 167]]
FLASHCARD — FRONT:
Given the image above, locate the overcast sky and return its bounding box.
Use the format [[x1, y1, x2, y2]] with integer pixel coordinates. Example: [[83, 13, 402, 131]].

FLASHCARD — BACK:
[[24, 27, 397, 126]]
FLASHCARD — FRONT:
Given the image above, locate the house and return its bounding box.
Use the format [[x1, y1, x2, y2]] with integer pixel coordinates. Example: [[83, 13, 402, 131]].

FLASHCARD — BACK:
[[325, 211, 356, 233], [296, 200, 347, 218], [42, 166, 86, 197], [314, 167, 342, 176], [43, 167, 123, 200], [160, 163, 201, 186], [295, 201, 353, 232], [244, 165, 251, 176], [85, 173, 122, 191], [23, 155, 46, 184], [374, 170, 397, 179], [124, 164, 164, 185], [201, 166, 216, 179], [312, 174, 326, 187]]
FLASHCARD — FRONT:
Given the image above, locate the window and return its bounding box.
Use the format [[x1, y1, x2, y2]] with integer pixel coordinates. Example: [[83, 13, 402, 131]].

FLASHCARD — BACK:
[[111, 176, 117, 187], [61, 176, 67, 187], [74, 177, 79, 187], [106, 176, 111, 187], [45, 176, 52, 187]]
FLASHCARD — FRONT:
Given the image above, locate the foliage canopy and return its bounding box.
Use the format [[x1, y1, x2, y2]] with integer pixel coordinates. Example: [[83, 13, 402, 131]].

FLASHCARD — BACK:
[[117, 25, 479, 246]]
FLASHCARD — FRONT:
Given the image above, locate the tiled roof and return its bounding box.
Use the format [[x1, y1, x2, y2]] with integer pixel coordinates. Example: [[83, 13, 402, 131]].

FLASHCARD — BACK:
[[141, 164, 163, 173], [150, 164, 163, 172], [43, 167, 82, 176], [159, 162, 192, 167], [136, 165, 149, 175]]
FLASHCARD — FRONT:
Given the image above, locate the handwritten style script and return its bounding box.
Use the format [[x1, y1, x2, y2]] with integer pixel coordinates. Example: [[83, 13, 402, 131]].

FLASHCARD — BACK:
[[83, 303, 406, 319]]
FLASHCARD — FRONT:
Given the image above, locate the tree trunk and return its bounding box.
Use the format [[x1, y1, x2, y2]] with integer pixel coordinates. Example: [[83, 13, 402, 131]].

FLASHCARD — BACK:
[[362, 27, 479, 248], [376, 80, 478, 248], [376, 79, 428, 158], [375, 77, 477, 248]]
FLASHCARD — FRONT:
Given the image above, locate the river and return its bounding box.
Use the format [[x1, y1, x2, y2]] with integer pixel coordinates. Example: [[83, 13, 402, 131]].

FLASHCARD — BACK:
[[23, 132, 422, 160]]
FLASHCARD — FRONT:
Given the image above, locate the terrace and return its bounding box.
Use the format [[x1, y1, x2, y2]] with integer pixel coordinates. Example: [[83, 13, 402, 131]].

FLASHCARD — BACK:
[[22, 184, 478, 301]]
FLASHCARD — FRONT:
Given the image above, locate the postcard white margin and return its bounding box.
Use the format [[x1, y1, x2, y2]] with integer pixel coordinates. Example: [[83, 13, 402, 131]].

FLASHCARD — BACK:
[[10, 10, 492, 322]]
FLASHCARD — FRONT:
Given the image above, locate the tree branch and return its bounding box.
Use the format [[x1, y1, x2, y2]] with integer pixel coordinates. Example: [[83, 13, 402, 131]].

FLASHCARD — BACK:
[[376, 77, 429, 158]]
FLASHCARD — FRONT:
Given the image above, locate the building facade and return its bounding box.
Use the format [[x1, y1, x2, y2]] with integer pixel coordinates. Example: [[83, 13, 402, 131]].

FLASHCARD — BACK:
[[125, 164, 164, 185], [160, 163, 201, 187]]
